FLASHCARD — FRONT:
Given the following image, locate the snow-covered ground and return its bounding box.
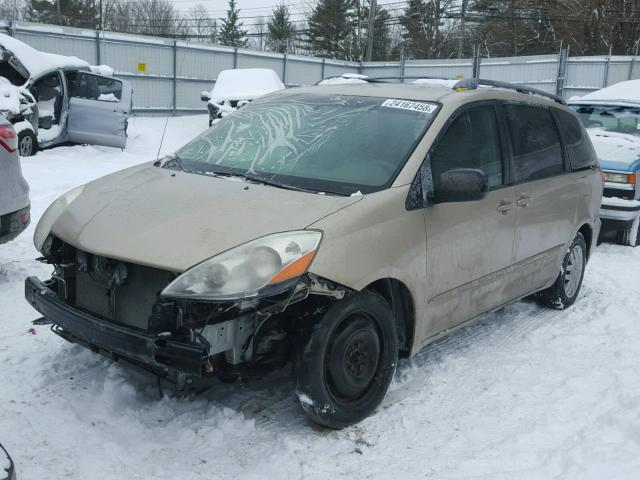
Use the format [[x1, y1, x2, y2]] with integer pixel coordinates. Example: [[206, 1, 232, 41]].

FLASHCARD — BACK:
[[2, 115, 640, 479]]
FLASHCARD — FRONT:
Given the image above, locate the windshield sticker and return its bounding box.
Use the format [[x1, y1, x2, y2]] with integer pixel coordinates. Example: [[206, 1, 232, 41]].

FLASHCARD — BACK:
[[381, 99, 437, 113]]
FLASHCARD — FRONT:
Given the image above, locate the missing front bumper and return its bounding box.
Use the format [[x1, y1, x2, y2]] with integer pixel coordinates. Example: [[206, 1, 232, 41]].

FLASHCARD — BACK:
[[25, 276, 209, 388]]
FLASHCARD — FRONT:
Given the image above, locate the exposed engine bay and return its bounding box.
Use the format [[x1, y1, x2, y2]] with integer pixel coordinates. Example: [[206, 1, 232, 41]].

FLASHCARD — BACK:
[[27, 236, 348, 390]]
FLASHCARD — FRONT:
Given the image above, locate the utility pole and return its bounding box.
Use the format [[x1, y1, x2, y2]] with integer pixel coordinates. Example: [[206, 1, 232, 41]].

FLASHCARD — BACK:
[[365, 0, 377, 61], [457, 0, 468, 59]]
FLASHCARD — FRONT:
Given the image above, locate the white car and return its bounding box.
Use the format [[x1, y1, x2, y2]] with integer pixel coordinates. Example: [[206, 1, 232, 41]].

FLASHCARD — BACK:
[[200, 68, 285, 126], [0, 34, 132, 156]]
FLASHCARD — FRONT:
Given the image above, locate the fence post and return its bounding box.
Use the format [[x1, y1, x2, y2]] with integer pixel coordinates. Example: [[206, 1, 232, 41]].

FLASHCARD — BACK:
[[8, 20, 15, 37], [399, 48, 405, 80], [233, 47, 238, 69], [602, 49, 611, 87], [321, 57, 326, 81], [172, 40, 177, 116], [472, 45, 481, 78], [95, 30, 101, 65], [555, 44, 569, 97], [629, 42, 639, 80], [283, 49, 288, 85]]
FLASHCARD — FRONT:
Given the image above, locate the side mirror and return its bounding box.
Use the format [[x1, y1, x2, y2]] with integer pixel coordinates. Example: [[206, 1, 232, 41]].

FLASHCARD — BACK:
[[200, 91, 211, 102], [432, 168, 488, 204]]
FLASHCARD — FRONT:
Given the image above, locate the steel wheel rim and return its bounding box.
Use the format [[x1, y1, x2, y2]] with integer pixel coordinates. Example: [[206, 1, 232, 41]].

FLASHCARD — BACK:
[[564, 244, 584, 298], [19, 135, 32, 156]]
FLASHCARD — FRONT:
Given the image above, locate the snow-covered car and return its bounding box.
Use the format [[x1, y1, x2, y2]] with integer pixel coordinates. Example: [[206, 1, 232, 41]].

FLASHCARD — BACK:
[[200, 68, 284, 126], [0, 34, 132, 156], [0, 444, 15, 480], [25, 80, 601, 429], [0, 117, 30, 245], [570, 80, 640, 246]]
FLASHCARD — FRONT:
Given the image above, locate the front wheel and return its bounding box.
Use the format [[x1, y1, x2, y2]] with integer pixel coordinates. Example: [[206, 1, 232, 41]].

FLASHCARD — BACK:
[[293, 291, 399, 429], [537, 233, 587, 310], [18, 130, 37, 157]]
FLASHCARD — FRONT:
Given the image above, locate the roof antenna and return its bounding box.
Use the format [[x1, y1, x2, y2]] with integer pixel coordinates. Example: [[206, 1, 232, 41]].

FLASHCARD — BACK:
[[156, 115, 170, 160]]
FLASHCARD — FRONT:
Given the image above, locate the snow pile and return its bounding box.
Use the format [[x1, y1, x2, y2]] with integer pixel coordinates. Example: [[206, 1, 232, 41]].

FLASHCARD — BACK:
[[412, 78, 459, 88], [90, 64, 115, 76], [0, 77, 21, 115], [573, 79, 640, 104], [0, 33, 88, 83], [318, 73, 369, 85], [98, 93, 119, 102], [208, 68, 285, 103], [1, 114, 640, 479]]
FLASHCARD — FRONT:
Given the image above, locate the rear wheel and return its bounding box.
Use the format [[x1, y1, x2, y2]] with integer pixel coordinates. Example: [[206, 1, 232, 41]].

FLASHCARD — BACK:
[[293, 291, 398, 429], [18, 130, 37, 157], [537, 233, 587, 310]]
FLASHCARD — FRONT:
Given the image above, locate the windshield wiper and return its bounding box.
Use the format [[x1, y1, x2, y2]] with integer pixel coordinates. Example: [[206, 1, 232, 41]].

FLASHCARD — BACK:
[[204, 171, 348, 196], [156, 154, 186, 171]]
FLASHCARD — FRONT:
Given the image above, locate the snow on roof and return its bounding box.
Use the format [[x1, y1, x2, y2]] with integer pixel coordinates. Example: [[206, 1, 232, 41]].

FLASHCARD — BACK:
[[0, 33, 89, 81], [318, 73, 369, 85], [571, 80, 640, 104], [412, 78, 459, 88], [209, 68, 285, 103]]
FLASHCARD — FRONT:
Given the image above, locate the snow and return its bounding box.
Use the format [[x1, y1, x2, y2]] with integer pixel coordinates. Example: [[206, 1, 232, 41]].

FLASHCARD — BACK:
[[602, 196, 640, 208], [90, 64, 115, 77], [572, 79, 640, 104], [0, 33, 88, 83], [98, 93, 119, 102], [318, 75, 369, 85], [2, 114, 640, 478], [0, 77, 21, 115], [208, 69, 285, 103], [412, 78, 460, 88], [587, 128, 640, 166]]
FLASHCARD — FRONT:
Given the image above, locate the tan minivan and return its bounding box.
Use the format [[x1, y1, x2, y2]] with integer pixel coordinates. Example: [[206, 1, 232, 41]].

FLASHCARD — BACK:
[[25, 79, 602, 428]]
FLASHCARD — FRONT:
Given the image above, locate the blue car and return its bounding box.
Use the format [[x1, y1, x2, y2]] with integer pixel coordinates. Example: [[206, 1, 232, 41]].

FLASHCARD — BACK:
[[570, 80, 640, 246]]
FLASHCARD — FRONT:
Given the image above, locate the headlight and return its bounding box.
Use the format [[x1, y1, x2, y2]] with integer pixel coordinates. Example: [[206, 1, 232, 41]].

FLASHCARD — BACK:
[[161, 231, 322, 301], [604, 171, 636, 184], [33, 184, 85, 251]]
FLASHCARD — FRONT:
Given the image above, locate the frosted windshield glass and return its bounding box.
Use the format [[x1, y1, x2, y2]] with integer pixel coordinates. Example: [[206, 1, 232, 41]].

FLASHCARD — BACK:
[[175, 94, 439, 194]]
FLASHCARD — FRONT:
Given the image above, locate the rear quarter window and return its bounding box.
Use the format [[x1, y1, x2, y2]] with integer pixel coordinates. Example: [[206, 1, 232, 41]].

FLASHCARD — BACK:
[[553, 108, 598, 171]]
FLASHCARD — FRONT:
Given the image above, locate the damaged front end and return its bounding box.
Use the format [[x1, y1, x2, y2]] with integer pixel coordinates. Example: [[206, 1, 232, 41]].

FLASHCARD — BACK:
[[25, 235, 348, 391]]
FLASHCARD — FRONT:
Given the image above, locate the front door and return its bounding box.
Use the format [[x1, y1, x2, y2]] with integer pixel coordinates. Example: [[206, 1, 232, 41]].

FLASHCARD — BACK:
[[67, 71, 132, 149], [421, 103, 518, 339], [502, 103, 580, 296]]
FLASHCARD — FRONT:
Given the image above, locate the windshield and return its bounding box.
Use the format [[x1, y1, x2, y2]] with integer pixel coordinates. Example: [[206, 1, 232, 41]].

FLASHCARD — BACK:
[[572, 105, 640, 138], [170, 93, 439, 195]]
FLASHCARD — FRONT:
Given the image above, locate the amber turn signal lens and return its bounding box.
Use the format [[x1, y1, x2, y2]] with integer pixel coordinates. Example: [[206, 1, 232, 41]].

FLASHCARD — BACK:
[[268, 250, 317, 284]]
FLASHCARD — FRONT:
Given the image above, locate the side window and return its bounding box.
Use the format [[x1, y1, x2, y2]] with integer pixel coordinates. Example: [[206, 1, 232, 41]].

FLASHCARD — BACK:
[[504, 104, 564, 182], [64, 70, 78, 97], [430, 105, 503, 189], [553, 109, 597, 171], [73, 72, 123, 102]]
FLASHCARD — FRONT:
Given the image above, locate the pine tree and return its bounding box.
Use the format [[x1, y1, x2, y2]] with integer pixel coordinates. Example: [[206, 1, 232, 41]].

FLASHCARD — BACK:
[[361, 3, 393, 61], [308, 0, 356, 59], [399, 0, 439, 59], [267, 4, 296, 53], [219, 0, 248, 48], [27, 0, 98, 28]]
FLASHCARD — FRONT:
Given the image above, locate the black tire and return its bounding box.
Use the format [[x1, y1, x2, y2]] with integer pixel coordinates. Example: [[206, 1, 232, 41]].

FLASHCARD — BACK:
[[616, 223, 639, 247], [537, 233, 587, 310], [293, 291, 399, 429], [18, 130, 37, 157]]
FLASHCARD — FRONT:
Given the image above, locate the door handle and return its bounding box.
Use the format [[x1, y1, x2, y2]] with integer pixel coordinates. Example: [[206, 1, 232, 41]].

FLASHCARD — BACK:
[[497, 200, 514, 214], [516, 194, 531, 208]]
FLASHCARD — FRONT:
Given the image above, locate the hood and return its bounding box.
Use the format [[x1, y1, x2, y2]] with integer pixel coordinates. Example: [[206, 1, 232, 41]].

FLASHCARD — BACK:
[[587, 128, 640, 172], [51, 163, 362, 272]]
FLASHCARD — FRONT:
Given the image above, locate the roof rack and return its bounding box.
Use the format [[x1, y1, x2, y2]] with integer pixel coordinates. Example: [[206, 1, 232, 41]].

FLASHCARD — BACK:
[[316, 74, 566, 105], [452, 78, 566, 105]]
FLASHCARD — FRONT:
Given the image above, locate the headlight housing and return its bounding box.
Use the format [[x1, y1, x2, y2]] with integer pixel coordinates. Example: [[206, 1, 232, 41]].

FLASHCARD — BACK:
[[161, 231, 322, 301], [33, 184, 85, 252], [604, 171, 636, 184]]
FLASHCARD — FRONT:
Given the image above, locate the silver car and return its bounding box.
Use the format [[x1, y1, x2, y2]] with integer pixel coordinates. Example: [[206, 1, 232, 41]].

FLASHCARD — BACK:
[[0, 34, 132, 156], [0, 116, 29, 244]]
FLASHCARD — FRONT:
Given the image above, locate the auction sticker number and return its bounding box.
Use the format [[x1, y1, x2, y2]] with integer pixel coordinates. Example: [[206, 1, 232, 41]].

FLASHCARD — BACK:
[[381, 99, 437, 113]]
